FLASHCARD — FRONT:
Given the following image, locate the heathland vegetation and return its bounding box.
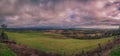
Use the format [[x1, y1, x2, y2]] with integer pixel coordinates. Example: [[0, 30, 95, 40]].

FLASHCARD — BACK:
[[0, 43, 16, 56], [110, 45, 120, 56]]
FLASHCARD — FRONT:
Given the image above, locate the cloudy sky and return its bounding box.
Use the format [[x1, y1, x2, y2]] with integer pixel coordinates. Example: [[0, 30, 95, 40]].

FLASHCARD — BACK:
[[0, 0, 120, 28]]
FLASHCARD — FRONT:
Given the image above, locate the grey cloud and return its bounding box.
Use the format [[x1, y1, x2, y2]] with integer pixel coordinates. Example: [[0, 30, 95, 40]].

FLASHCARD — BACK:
[[0, 0, 17, 14], [0, 0, 120, 28], [0, 16, 6, 24], [77, 0, 90, 3]]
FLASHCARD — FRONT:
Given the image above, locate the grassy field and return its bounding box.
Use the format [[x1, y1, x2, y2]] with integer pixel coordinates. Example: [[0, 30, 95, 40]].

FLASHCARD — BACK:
[[7, 32, 113, 56], [110, 45, 120, 56], [0, 43, 16, 56]]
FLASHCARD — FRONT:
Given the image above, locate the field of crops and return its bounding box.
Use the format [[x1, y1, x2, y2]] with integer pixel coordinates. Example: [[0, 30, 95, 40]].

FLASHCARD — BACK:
[[0, 43, 16, 56], [6, 32, 113, 56]]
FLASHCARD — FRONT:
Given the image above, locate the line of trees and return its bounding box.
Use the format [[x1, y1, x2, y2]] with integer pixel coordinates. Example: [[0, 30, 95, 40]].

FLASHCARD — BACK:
[[61, 27, 120, 39]]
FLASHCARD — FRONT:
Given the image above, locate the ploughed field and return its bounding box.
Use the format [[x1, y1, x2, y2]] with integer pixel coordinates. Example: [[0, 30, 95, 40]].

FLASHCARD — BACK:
[[7, 32, 113, 56]]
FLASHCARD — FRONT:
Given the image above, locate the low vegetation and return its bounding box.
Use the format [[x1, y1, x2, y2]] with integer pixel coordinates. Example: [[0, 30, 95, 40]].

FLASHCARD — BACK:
[[110, 45, 120, 56], [0, 43, 16, 56]]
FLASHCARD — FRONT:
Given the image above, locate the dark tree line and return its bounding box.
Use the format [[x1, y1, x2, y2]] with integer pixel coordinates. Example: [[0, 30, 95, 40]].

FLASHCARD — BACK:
[[61, 28, 120, 39]]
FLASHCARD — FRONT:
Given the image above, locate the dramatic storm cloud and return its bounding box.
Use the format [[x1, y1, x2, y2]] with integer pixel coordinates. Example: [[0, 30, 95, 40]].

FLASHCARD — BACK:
[[0, 0, 120, 28]]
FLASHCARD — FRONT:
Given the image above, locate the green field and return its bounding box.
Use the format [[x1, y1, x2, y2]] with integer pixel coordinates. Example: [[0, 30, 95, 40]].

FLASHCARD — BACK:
[[7, 32, 113, 56], [0, 43, 16, 56], [110, 45, 120, 56]]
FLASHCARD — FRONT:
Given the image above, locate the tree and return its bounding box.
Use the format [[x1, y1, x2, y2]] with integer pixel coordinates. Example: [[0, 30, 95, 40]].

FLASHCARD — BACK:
[[0, 24, 8, 40], [118, 25, 120, 35], [1, 24, 7, 31]]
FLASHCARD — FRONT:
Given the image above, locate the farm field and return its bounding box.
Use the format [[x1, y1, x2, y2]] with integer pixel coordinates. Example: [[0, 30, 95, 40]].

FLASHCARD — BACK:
[[7, 32, 113, 56], [0, 43, 16, 56]]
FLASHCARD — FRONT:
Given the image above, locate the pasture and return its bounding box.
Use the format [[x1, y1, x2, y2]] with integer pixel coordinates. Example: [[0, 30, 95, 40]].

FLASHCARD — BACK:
[[7, 32, 113, 56]]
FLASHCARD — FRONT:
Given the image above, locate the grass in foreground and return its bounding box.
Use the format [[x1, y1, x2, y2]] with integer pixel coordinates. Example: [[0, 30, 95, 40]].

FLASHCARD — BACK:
[[7, 32, 113, 56], [0, 43, 16, 56], [110, 45, 120, 56]]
